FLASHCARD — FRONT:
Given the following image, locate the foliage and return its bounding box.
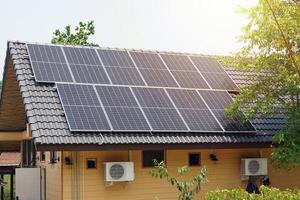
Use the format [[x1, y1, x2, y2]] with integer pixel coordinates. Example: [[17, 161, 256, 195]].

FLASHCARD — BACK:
[[149, 160, 207, 200], [51, 20, 99, 46], [206, 186, 300, 200], [224, 0, 300, 170]]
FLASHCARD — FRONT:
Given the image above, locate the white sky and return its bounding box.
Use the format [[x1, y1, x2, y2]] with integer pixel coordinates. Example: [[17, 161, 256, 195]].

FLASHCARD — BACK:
[[0, 0, 257, 77]]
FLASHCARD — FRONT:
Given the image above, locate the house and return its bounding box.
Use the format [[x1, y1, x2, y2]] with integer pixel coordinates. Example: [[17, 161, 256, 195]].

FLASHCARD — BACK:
[[0, 41, 299, 200]]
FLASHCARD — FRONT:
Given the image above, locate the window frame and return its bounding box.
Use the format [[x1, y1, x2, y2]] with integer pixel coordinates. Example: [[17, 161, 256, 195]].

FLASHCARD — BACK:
[[40, 151, 46, 162], [188, 152, 201, 167], [86, 158, 97, 169], [142, 150, 166, 168], [50, 151, 58, 164]]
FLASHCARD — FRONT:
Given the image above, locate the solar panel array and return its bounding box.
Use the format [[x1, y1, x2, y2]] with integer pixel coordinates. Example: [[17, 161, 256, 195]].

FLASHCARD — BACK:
[[27, 43, 255, 133]]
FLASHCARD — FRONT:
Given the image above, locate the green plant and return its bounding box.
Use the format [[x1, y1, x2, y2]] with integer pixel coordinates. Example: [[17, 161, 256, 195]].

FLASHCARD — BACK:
[[51, 20, 99, 46], [206, 186, 300, 200], [149, 160, 207, 200], [223, 0, 300, 170]]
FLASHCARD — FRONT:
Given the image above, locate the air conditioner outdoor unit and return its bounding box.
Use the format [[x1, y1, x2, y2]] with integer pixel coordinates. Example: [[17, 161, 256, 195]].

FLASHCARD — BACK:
[[104, 162, 134, 182], [241, 158, 268, 176]]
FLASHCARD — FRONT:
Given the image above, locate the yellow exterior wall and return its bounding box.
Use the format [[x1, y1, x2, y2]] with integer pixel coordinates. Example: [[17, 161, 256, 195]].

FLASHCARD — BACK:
[[38, 151, 62, 200], [60, 148, 300, 200]]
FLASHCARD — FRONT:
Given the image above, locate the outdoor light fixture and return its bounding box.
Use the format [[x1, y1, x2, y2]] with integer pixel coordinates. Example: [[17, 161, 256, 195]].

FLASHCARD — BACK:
[[210, 153, 218, 161], [64, 157, 72, 165]]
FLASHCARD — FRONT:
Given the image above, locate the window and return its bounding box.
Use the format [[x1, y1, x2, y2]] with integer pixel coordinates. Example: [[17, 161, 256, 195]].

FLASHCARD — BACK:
[[189, 153, 200, 166], [143, 150, 165, 167], [87, 159, 97, 169], [40, 151, 46, 162], [50, 151, 58, 164]]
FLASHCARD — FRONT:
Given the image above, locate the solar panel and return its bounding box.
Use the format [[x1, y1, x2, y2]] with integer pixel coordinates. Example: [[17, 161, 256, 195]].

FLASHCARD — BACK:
[[132, 87, 188, 131], [27, 44, 73, 82], [105, 107, 150, 130], [95, 86, 151, 131], [69, 64, 110, 84], [198, 90, 255, 132], [130, 52, 167, 69], [143, 108, 188, 131], [97, 49, 135, 67], [106, 67, 145, 86], [57, 83, 100, 106], [171, 71, 210, 89], [57, 83, 111, 131], [198, 90, 232, 110], [139, 68, 178, 87], [160, 54, 196, 71], [63, 47, 101, 65], [179, 109, 222, 131], [189, 56, 225, 73], [132, 88, 174, 108], [212, 110, 256, 131], [95, 86, 139, 107], [63, 47, 110, 84], [166, 89, 207, 109], [202, 73, 238, 91], [167, 89, 223, 131], [63, 105, 110, 131]]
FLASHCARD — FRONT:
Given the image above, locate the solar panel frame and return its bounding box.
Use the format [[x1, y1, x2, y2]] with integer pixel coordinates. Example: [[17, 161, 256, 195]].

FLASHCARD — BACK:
[[160, 54, 197, 71], [105, 66, 146, 86], [139, 68, 179, 87], [26, 43, 75, 83], [129, 51, 167, 69], [97, 49, 136, 68], [56, 83, 112, 131]]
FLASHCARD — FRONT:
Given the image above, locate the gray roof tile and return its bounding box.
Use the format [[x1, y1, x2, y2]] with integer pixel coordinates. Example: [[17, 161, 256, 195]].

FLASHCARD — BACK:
[[6, 41, 282, 146]]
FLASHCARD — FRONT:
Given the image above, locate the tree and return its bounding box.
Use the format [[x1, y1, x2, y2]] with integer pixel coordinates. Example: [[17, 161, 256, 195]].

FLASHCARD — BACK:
[[224, 0, 300, 170], [149, 160, 207, 200], [51, 20, 99, 46]]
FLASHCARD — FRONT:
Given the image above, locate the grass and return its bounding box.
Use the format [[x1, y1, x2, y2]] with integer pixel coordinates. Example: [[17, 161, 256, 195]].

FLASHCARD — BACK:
[[1, 175, 15, 199]]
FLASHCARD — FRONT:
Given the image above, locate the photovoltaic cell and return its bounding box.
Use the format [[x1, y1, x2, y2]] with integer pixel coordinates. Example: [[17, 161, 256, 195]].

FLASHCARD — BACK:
[[198, 90, 232, 110], [63, 47, 110, 84], [171, 71, 209, 89], [179, 109, 223, 131], [95, 86, 139, 107], [57, 83, 110, 131], [105, 107, 150, 130], [57, 83, 100, 106], [202, 73, 238, 91], [106, 67, 145, 86], [198, 90, 255, 132], [27, 44, 66, 63], [212, 110, 255, 131], [130, 52, 167, 69], [189, 56, 225, 73], [139, 68, 178, 87], [143, 108, 188, 131], [97, 49, 135, 67], [63, 47, 101, 65], [69, 64, 110, 84], [160, 54, 196, 71], [27, 44, 73, 82], [166, 89, 207, 109], [95, 85, 151, 131], [63, 105, 110, 131], [167, 89, 223, 131], [132, 88, 174, 108], [31, 62, 73, 82]]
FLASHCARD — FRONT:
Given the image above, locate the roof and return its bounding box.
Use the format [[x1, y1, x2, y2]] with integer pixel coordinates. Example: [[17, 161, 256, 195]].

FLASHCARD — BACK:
[[0, 41, 285, 149], [0, 152, 21, 166]]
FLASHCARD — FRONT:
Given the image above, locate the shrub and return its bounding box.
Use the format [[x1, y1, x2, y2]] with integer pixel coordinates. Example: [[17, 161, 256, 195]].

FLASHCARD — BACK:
[[206, 186, 300, 200]]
